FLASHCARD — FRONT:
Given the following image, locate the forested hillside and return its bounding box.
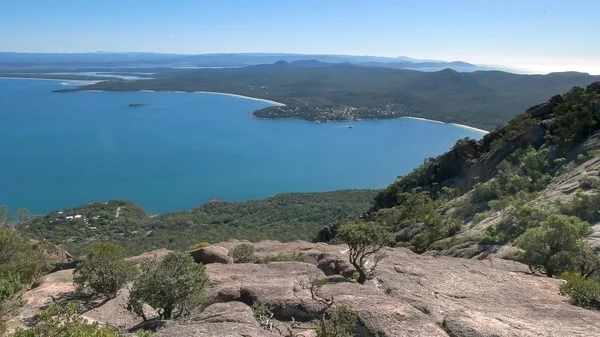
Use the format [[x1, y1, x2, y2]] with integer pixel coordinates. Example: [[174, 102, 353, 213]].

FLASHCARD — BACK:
[[55, 62, 600, 130], [16, 190, 377, 256]]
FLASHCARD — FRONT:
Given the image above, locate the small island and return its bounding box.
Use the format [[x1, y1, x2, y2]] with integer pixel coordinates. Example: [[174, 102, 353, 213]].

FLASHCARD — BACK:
[[128, 103, 150, 107]]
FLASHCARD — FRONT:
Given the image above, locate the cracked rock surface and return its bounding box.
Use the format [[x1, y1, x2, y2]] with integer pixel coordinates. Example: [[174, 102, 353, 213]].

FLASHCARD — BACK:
[[11, 240, 600, 336]]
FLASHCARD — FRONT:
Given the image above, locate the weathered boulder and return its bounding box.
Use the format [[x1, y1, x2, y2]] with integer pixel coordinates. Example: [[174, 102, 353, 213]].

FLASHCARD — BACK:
[[395, 222, 424, 242], [11, 241, 600, 336], [189, 246, 232, 264], [153, 301, 280, 337], [5, 270, 76, 333], [82, 287, 156, 330], [316, 254, 356, 278], [313, 223, 337, 243], [126, 248, 172, 264]]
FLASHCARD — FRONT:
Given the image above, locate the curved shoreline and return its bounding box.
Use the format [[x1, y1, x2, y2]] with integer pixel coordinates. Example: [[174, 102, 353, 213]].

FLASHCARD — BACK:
[[400, 117, 488, 133], [2, 77, 487, 132], [90, 89, 287, 106], [250, 114, 489, 133]]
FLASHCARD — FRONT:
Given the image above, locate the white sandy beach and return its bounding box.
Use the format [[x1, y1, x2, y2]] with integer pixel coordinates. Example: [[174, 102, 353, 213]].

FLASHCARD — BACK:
[[195, 91, 286, 106], [114, 89, 285, 106], [449, 123, 489, 134], [401, 116, 489, 133], [400, 116, 446, 125]]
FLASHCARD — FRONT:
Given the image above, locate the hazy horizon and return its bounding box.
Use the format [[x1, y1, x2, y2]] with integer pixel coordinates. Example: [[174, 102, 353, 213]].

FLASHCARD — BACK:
[[1, 0, 599, 74]]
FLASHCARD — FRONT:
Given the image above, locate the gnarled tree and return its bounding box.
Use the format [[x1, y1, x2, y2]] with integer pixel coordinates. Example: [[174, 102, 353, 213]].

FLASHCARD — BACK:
[[336, 221, 391, 284]]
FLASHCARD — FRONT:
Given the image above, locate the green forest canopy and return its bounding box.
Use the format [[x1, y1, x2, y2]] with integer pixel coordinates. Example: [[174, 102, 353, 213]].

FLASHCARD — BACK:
[[17, 190, 378, 256]]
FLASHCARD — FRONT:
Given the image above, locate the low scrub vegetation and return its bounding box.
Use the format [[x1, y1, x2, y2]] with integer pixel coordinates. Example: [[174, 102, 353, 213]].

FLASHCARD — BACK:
[[129, 252, 209, 320], [0, 228, 53, 333], [16, 190, 377, 256], [188, 242, 211, 250], [73, 242, 137, 299], [228, 243, 256, 263], [560, 274, 600, 310]]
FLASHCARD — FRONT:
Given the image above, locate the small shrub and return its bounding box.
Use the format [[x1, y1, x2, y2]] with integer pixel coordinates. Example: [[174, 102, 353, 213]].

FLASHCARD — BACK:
[[130, 251, 209, 320], [261, 253, 304, 263], [188, 242, 211, 250], [317, 305, 358, 337], [580, 176, 600, 190], [73, 242, 136, 299], [0, 228, 46, 286], [471, 212, 488, 225], [560, 274, 600, 309], [228, 244, 256, 263], [251, 302, 273, 319], [559, 190, 600, 222], [0, 274, 25, 333]]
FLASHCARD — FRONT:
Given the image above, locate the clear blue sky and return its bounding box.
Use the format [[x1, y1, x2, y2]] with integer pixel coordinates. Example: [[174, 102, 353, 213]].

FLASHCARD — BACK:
[[1, 0, 598, 73]]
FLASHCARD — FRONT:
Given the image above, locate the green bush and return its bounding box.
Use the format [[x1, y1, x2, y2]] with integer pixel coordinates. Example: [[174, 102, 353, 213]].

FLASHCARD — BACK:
[[0, 274, 25, 334], [580, 176, 600, 190], [261, 253, 304, 263], [251, 302, 274, 320], [471, 212, 488, 225], [188, 242, 211, 250], [409, 216, 461, 253], [228, 244, 256, 263], [489, 203, 548, 243], [316, 305, 358, 337], [559, 190, 600, 222], [0, 228, 46, 285], [559, 274, 600, 309], [129, 252, 209, 320], [73, 242, 136, 299], [573, 241, 600, 279], [514, 214, 592, 277]]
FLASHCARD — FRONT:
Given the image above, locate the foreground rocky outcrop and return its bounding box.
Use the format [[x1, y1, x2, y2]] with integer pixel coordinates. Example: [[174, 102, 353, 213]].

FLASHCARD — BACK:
[[9, 240, 600, 336]]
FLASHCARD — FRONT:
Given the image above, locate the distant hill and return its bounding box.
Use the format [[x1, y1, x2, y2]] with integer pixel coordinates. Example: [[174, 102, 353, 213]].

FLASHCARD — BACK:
[[0, 52, 476, 70], [17, 190, 378, 256], [54, 62, 600, 130]]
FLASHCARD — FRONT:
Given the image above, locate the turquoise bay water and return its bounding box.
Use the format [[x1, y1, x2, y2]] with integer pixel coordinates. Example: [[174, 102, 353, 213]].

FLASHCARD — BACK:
[[0, 79, 486, 215]]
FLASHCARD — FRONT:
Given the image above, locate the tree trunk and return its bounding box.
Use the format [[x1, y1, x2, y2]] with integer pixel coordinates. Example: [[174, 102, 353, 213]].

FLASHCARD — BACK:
[[351, 262, 367, 284]]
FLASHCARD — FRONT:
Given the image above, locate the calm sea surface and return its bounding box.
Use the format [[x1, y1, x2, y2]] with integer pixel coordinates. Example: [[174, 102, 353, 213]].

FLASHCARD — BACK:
[[0, 78, 486, 214]]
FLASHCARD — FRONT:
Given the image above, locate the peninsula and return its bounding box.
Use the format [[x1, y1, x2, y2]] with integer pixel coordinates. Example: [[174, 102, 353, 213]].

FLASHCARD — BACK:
[[52, 61, 600, 130]]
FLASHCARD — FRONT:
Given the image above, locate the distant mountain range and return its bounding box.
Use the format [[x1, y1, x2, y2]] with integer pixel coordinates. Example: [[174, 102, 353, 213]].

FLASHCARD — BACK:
[[0, 52, 478, 71]]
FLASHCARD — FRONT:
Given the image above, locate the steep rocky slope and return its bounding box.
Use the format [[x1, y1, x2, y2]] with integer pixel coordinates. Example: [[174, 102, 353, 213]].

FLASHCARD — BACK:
[[9, 241, 600, 336], [311, 81, 600, 259]]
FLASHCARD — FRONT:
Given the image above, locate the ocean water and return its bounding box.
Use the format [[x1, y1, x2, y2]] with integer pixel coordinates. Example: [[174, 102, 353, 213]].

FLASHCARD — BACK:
[[0, 78, 486, 215]]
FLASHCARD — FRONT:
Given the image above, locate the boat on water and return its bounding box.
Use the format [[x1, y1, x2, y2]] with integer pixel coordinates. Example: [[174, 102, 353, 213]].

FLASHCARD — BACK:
[[348, 125, 353, 128]]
